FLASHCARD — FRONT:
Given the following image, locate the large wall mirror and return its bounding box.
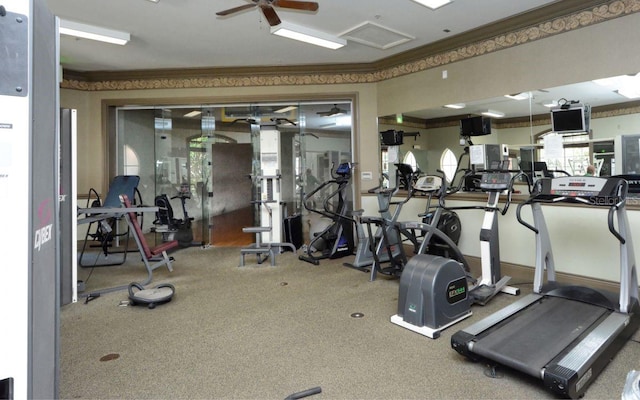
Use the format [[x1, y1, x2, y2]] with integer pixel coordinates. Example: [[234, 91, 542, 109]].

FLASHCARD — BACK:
[[378, 73, 640, 184]]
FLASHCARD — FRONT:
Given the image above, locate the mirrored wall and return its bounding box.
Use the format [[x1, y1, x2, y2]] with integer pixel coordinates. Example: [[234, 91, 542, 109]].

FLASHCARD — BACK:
[[378, 73, 640, 183]]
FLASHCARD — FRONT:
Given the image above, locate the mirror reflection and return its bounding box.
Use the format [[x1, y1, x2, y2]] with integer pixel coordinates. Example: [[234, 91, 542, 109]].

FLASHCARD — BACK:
[[379, 73, 640, 185]]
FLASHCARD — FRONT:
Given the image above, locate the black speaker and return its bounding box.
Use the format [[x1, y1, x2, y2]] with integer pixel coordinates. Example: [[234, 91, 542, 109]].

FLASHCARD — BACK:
[[460, 116, 491, 136]]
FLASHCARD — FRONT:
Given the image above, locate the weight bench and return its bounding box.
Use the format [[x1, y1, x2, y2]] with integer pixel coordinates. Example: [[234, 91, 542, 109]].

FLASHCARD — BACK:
[[121, 194, 178, 284]]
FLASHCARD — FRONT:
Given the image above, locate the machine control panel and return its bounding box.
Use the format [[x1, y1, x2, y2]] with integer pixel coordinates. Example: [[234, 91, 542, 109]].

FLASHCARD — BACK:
[[480, 172, 512, 191], [533, 176, 625, 205], [548, 176, 605, 197], [415, 175, 442, 193]]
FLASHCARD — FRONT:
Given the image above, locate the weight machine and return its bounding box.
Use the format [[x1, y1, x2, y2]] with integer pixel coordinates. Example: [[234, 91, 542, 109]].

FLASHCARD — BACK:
[[240, 126, 296, 266]]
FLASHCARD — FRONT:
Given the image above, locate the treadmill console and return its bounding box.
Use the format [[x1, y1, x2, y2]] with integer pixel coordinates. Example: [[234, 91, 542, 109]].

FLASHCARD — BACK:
[[415, 175, 442, 193], [535, 176, 624, 203], [480, 172, 511, 191]]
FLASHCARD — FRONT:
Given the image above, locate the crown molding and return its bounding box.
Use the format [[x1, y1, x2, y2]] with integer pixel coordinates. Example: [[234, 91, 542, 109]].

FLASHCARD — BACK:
[[62, 0, 638, 91]]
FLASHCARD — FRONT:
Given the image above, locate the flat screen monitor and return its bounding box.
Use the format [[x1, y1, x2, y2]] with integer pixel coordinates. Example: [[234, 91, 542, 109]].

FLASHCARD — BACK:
[[460, 116, 491, 136], [551, 104, 589, 133]]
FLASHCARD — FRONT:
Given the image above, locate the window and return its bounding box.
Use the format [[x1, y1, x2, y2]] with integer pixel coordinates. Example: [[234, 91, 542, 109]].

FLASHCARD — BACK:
[[537, 132, 590, 175], [123, 145, 140, 176], [403, 151, 419, 172], [440, 148, 458, 183]]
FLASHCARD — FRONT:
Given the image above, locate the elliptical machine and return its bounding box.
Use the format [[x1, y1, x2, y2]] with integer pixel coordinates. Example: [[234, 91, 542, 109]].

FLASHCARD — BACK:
[[343, 164, 418, 277], [347, 164, 424, 280], [299, 163, 355, 265]]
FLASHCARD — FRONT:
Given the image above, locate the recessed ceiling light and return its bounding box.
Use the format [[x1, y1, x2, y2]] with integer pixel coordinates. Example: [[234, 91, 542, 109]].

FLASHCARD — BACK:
[[505, 92, 531, 100], [481, 110, 505, 118], [411, 0, 453, 10], [271, 22, 346, 50], [59, 19, 130, 45], [146, 0, 159, 3], [444, 103, 465, 109], [184, 110, 202, 118], [275, 105, 297, 114]]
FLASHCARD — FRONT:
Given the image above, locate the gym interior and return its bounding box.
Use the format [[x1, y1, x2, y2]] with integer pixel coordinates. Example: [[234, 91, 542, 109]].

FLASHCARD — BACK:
[[3, 0, 640, 399]]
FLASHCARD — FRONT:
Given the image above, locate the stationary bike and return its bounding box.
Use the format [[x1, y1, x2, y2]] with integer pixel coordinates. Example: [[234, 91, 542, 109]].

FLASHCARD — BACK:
[[299, 163, 355, 265], [153, 184, 200, 248]]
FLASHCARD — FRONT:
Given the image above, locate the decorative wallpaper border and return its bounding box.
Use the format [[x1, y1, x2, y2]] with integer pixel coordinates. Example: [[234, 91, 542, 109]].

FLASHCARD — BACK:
[[62, 0, 640, 91]]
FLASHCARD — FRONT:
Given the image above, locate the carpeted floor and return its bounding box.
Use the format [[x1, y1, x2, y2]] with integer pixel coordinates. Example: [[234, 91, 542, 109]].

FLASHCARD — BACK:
[[62, 246, 640, 399]]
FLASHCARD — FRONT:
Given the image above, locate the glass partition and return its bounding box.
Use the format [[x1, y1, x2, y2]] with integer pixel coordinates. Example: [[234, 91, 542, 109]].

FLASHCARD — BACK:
[[115, 100, 353, 248]]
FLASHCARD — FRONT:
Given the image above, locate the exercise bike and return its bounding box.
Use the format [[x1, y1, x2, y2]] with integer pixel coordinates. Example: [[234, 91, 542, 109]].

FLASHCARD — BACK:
[[153, 184, 201, 248], [299, 163, 355, 265]]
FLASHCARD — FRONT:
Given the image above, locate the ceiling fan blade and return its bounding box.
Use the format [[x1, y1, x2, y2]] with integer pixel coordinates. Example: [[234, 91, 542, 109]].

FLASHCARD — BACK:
[[273, 0, 319, 12], [216, 3, 257, 16], [259, 5, 281, 26]]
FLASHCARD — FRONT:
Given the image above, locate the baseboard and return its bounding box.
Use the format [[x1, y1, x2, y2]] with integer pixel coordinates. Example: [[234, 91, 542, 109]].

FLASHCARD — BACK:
[[464, 256, 622, 294]]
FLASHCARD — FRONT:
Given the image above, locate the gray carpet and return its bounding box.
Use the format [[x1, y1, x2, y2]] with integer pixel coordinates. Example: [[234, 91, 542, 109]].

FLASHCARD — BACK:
[[61, 246, 640, 399]]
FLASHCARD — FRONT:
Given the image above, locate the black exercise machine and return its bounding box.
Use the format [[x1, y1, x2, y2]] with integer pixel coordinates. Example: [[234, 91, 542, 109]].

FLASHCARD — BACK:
[[357, 163, 424, 280], [451, 176, 640, 398], [299, 163, 354, 265], [343, 163, 421, 279], [152, 185, 202, 248]]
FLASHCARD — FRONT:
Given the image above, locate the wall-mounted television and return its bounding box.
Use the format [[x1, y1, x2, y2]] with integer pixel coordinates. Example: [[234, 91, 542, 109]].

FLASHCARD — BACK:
[[550, 103, 590, 133], [460, 116, 491, 136], [380, 129, 403, 146]]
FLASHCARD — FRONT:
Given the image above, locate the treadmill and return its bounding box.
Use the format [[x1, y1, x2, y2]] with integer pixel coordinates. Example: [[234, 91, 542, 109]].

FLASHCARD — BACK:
[[451, 176, 640, 399]]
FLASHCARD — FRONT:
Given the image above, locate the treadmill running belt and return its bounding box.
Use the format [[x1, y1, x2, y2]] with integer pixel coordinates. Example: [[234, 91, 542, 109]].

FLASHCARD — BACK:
[[472, 296, 608, 377]]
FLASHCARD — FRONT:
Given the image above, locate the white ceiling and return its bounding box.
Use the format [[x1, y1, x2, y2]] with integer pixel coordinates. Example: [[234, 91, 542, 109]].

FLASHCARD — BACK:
[[43, 0, 636, 121], [404, 80, 640, 121], [45, 0, 558, 72]]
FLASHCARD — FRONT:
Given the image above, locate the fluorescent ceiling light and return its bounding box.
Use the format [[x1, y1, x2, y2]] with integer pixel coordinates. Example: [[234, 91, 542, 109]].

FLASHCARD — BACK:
[[481, 110, 505, 118], [505, 92, 530, 100], [593, 73, 640, 99], [271, 22, 346, 50], [543, 100, 558, 108], [275, 105, 297, 113], [617, 88, 640, 99], [411, 0, 452, 10], [184, 110, 202, 118], [444, 103, 465, 109], [59, 19, 130, 45]]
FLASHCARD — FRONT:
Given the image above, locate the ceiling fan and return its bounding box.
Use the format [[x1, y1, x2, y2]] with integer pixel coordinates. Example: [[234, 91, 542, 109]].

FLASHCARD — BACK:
[[216, 0, 319, 27], [317, 104, 348, 117]]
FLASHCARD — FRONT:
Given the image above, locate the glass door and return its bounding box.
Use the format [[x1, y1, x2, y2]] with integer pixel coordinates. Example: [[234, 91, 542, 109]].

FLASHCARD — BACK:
[[115, 99, 353, 249]]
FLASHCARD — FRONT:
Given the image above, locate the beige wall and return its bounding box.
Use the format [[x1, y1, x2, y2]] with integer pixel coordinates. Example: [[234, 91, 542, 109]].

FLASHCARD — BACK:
[[61, 11, 640, 201], [61, 84, 378, 195], [376, 12, 640, 118]]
